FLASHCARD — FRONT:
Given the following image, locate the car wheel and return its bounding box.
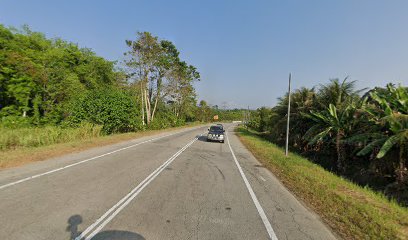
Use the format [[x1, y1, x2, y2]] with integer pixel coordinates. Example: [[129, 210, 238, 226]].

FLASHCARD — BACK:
[[207, 139, 210, 142], [221, 140, 224, 143]]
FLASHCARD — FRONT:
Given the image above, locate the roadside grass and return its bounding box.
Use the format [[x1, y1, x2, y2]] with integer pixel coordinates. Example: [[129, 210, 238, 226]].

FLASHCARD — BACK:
[[236, 127, 408, 240], [0, 122, 103, 150], [0, 122, 205, 169]]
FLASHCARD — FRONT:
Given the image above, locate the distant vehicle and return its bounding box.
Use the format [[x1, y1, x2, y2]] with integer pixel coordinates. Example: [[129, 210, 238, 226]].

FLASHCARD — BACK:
[[207, 125, 225, 143]]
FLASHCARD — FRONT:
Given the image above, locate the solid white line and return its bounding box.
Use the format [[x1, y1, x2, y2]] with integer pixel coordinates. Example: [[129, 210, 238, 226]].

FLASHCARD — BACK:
[[76, 135, 200, 240], [226, 130, 278, 240], [0, 127, 203, 191]]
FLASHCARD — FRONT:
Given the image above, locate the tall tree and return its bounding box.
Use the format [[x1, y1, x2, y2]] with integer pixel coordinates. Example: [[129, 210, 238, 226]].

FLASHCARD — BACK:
[[124, 32, 200, 125], [304, 78, 365, 173], [124, 32, 161, 125], [317, 77, 365, 110], [167, 61, 200, 119]]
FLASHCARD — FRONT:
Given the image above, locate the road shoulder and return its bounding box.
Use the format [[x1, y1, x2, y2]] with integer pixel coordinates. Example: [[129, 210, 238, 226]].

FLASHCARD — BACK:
[[229, 128, 338, 240]]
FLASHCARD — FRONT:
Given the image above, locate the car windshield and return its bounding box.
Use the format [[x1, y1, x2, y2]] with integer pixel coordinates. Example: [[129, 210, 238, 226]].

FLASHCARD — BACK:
[[209, 126, 222, 132]]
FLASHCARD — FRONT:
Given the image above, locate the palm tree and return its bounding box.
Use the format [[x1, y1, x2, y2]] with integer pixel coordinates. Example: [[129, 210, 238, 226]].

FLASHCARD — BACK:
[[270, 87, 317, 148], [317, 77, 365, 110], [304, 78, 365, 173]]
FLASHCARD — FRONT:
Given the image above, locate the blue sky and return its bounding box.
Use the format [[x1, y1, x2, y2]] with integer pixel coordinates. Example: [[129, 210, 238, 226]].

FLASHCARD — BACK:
[[1, 0, 407, 108]]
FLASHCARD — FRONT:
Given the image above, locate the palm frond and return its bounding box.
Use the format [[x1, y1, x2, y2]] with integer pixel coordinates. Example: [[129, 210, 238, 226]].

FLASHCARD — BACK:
[[304, 124, 322, 140], [377, 135, 399, 158], [308, 127, 332, 145], [357, 138, 385, 156], [328, 104, 338, 120], [345, 132, 385, 144]]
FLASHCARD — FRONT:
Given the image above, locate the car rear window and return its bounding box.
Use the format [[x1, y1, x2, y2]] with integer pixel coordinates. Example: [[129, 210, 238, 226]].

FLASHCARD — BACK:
[[210, 126, 222, 131]]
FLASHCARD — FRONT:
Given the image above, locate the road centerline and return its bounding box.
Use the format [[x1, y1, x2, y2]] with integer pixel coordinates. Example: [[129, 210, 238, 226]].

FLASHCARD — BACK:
[[0, 127, 203, 191], [226, 128, 278, 240], [75, 134, 201, 240]]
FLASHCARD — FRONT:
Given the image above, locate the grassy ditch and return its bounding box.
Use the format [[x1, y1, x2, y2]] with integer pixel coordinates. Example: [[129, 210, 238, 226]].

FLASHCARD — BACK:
[[236, 127, 408, 240], [0, 122, 205, 169]]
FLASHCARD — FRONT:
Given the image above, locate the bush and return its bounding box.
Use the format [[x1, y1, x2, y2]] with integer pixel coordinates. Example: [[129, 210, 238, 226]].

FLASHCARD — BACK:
[[0, 116, 32, 128], [66, 88, 142, 134], [148, 112, 185, 130]]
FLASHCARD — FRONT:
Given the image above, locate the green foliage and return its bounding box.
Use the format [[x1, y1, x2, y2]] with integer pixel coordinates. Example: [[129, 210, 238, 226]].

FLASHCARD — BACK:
[[353, 84, 408, 185], [1, 25, 202, 137], [124, 32, 200, 126], [66, 89, 142, 134], [249, 78, 408, 205], [192, 101, 246, 123], [305, 103, 362, 172], [248, 107, 274, 132], [0, 24, 117, 123], [149, 114, 184, 130], [0, 115, 32, 128]]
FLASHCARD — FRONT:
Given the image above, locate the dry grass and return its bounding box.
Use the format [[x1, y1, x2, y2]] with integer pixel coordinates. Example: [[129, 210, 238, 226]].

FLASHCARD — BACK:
[[0, 122, 103, 150], [0, 123, 204, 169], [237, 127, 408, 240]]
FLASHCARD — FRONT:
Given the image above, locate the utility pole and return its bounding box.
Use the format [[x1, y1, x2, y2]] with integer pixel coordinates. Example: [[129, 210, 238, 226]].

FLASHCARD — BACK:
[[248, 106, 250, 122], [245, 107, 248, 130], [285, 73, 292, 157]]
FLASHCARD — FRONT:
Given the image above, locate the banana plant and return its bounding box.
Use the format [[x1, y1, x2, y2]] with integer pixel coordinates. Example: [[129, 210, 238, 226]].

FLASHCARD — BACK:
[[304, 103, 359, 173], [354, 84, 408, 185]]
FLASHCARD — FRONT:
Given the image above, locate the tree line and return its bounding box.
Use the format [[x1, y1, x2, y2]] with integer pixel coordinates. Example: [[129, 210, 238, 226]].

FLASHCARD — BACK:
[[0, 25, 243, 133], [248, 79, 407, 205]]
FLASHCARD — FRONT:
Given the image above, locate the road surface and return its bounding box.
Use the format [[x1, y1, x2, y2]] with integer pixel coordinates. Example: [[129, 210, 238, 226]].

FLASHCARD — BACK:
[[0, 124, 336, 240]]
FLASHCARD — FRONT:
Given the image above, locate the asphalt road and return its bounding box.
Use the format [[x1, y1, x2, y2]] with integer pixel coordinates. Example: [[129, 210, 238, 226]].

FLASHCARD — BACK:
[[0, 124, 336, 240]]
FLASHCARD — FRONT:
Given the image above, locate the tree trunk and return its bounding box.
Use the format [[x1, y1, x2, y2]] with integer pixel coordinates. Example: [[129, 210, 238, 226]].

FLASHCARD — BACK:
[[144, 88, 151, 124], [397, 143, 407, 186], [151, 79, 162, 122], [22, 96, 29, 117], [336, 130, 346, 174], [151, 97, 158, 122], [140, 81, 145, 125]]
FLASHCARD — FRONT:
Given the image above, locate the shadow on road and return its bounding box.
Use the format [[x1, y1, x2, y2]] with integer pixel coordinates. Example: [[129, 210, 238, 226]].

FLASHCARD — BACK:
[[197, 135, 225, 143], [196, 135, 209, 142], [67, 215, 145, 240]]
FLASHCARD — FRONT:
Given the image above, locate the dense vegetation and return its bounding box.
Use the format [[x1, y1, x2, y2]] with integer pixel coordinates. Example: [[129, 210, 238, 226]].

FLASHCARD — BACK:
[[238, 128, 408, 240], [248, 78, 408, 205], [0, 24, 123, 128], [0, 25, 244, 150]]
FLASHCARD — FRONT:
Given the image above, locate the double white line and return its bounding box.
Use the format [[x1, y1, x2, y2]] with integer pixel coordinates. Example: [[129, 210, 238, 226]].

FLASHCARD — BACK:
[[76, 135, 200, 240], [0, 127, 202, 191]]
